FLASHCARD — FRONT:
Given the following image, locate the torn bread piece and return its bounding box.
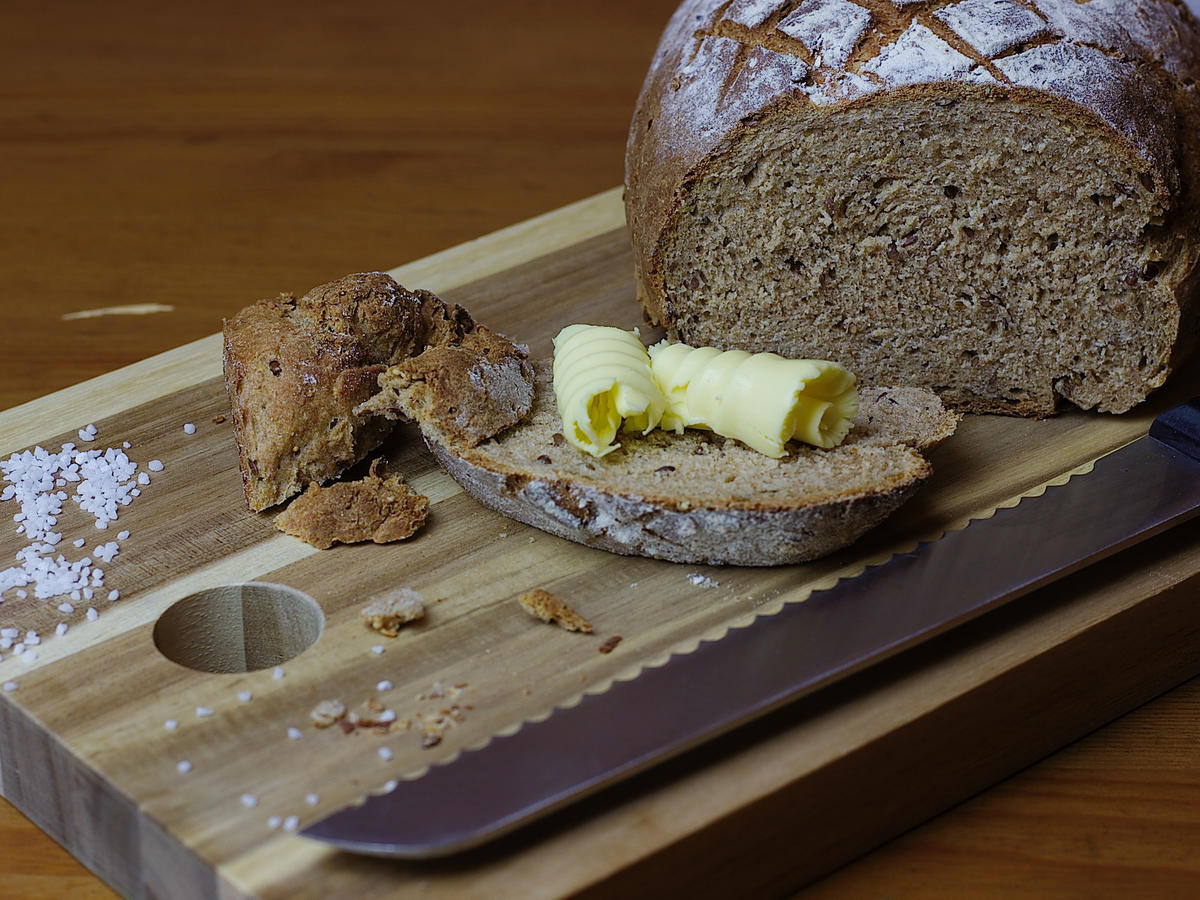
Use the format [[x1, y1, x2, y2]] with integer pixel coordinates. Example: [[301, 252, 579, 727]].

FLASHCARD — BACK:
[[274, 461, 429, 549], [518, 589, 594, 633], [223, 272, 477, 511], [424, 362, 958, 566], [356, 326, 534, 447]]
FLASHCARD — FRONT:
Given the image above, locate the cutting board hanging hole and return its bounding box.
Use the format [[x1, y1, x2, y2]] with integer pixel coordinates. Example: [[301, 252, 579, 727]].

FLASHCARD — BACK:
[[152, 583, 324, 674]]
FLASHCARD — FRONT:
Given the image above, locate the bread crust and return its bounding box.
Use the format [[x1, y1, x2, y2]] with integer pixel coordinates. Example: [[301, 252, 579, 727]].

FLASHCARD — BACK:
[[430, 438, 925, 566], [626, 0, 1200, 416]]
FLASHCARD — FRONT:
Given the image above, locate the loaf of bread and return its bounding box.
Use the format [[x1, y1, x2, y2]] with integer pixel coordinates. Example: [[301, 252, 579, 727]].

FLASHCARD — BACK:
[[422, 363, 957, 566], [625, 0, 1200, 415]]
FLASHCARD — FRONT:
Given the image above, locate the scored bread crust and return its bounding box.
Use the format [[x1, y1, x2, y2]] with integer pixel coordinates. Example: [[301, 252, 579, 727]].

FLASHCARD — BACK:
[[425, 364, 958, 566], [625, 0, 1200, 416]]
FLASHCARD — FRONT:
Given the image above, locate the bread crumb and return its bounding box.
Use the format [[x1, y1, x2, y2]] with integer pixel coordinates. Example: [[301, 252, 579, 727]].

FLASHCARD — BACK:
[[274, 460, 429, 550], [352, 696, 399, 732], [598, 635, 623, 654], [310, 699, 347, 728], [518, 589, 593, 633], [360, 588, 426, 637]]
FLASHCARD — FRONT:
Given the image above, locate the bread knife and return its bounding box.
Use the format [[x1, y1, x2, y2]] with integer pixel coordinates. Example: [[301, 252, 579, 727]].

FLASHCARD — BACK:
[[302, 397, 1200, 858]]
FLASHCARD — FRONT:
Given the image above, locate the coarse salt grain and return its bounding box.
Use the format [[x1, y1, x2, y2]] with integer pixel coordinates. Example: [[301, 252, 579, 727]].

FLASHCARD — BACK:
[[238, 690, 252, 703], [377, 680, 393, 692], [137, 472, 150, 486], [176, 760, 192, 774], [371, 645, 385, 656], [0, 628, 16, 639], [378, 747, 394, 762], [148, 460, 164, 472], [196, 706, 214, 718], [283, 816, 299, 832], [164, 719, 179, 731], [287, 727, 302, 741], [55, 622, 68, 636], [240, 794, 258, 808], [183, 424, 196, 435], [117, 530, 130, 541], [305, 793, 319, 806], [86, 608, 98, 621], [2, 681, 16, 692], [267, 816, 281, 829], [107, 589, 119, 602], [58, 602, 73, 613], [1, 440, 145, 601], [72, 538, 85, 548], [273, 667, 284, 680]]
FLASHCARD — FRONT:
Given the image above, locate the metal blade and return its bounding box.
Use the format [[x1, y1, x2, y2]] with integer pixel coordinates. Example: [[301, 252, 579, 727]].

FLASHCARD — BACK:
[[303, 428, 1200, 858]]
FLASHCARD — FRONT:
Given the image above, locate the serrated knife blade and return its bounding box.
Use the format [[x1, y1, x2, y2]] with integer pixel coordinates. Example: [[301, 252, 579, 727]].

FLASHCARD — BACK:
[[302, 398, 1200, 858]]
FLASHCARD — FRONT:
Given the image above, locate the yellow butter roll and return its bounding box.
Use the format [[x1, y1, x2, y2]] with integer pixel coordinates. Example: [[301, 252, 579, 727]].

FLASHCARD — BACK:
[[648, 342, 859, 456], [552, 324, 678, 458]]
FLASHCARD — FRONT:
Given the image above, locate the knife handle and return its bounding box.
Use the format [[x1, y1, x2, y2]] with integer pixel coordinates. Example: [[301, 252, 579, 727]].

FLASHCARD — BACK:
[[1150, 397, 1200, 462]]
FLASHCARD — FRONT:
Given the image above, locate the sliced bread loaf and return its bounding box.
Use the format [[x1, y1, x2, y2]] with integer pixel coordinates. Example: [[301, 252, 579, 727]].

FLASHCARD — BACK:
[[424, 364, 958, 566], [625, 0, 1200, 415]]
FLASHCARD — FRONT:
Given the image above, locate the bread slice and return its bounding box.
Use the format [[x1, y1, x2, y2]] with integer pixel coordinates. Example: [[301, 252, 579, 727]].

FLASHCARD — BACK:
[[625, 0, 1200, 416], [422, 363, 958, 566]]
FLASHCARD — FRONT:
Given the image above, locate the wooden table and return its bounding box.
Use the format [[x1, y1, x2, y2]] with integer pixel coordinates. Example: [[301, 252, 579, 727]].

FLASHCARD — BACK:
[[2, 2, 1197, 896]]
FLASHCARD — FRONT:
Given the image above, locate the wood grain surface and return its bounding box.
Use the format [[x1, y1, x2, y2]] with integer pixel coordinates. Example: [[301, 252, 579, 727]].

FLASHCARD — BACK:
[[2, 2, 1198, 897]]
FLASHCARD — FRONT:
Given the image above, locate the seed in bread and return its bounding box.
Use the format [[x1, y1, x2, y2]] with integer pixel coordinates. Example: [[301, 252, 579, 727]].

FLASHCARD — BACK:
[[625, 0, 1200, 415]]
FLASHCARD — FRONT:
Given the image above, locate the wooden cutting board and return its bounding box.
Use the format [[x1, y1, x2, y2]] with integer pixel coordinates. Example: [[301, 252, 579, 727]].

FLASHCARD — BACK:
[[1, 188, 1198, 899]]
